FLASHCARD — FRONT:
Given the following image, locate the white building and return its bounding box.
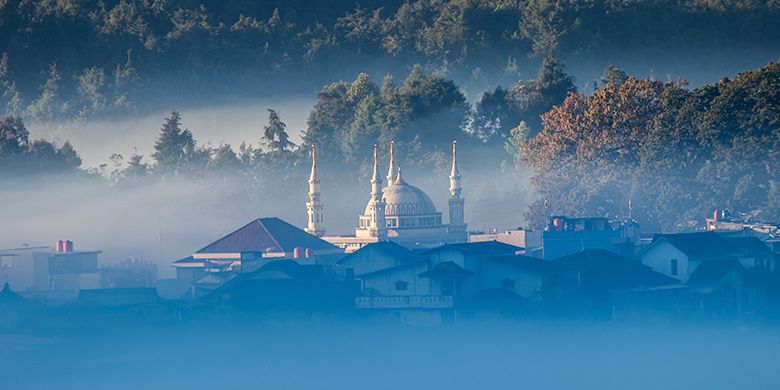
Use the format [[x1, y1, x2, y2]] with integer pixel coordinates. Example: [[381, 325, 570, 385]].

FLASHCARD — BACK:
[[312, 141, 468, 252], [639, 231, 772, 283]]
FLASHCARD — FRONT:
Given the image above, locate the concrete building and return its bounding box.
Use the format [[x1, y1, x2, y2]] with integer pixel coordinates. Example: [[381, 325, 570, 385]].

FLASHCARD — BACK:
[[32, 241, 102, 291], [317, 141, 468, 252], [542, 216, 640, 260], [0, 245, 49, 291], [469, 228, 543, 257]]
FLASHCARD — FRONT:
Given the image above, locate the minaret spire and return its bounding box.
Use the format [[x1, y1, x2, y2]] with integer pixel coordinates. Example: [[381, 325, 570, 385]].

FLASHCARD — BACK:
[[386, 140, 396, 185], [362, 144, 387, 239], [447, 139, 466, 234], [305, 144, 326, 236], [371, 144, 382, 195], [449, 140, 461, 197]]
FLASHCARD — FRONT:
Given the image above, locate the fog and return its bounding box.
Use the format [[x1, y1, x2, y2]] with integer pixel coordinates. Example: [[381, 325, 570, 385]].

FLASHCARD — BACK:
[[2, 320, 779, 389], [0, 158, 531, 278], [27, 95, 315, 169]]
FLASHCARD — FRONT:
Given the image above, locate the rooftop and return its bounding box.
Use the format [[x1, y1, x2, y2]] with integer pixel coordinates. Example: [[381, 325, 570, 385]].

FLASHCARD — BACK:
[[418, 261, 474, 278], [338, 241, 423, 265], [426, 241, 521, 256], [197, 217, 339, 254], [651, 232, 738, 259], [687, 259, 744, 286]]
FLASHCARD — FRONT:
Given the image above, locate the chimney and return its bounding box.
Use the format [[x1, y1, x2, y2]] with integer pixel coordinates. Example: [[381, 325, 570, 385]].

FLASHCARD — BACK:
[[293, 247, 303, 259], [713, 210, 720, 222], [55, 240, 64, 252]]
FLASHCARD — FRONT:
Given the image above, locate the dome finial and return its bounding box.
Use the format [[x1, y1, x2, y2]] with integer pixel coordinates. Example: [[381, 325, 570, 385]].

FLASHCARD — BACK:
[[395, 166, 405, 185]]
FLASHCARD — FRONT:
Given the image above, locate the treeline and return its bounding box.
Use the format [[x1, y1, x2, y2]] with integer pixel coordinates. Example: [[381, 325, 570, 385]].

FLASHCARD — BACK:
[[1, 0, 779, 121], [2, 60, 779, 232], [515, 60, 780, 231]]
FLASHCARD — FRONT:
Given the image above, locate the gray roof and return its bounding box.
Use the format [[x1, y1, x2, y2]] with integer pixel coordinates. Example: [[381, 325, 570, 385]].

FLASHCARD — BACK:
[[725, 237, 771, 255], [487, 254, 566, 273], [426, 241, 521, 257], [418, 261, 474, 278], [197, 217, 339, 254], [687, 260, 744, 286], [651, 232, 738, 259], [338, 241, 422, 265]]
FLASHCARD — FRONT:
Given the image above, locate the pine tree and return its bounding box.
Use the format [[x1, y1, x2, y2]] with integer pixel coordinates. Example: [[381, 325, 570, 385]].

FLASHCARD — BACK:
[[262, 109, 293, 152]]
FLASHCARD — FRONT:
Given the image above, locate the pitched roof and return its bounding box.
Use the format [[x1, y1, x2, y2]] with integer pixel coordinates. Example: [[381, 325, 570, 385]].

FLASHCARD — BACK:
[[428, 241, 521, 257], [338, 241, 421, 265], [651, 232, 737, 259], [555, 249, 679, 290], [357, 259, 429, 278], [222, 260, 328, 288], [486, 254, 566, 273], [173, 256, 198, 264], [197, 217, 339, 254], [0, 282, 27, 305], [725, 237, 771, 255], [418, 261, 474, 278], [687, 259, 745, 286]]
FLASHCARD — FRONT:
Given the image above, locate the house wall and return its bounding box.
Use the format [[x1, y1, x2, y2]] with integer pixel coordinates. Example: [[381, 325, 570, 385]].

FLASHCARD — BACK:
[[481, 261, 545, 299], [0, 248, 38, 291], [361, 262, 431, 296], [428, 249, 481, 295], [640, 241, 692, 283], [341, 249, 405, 276]]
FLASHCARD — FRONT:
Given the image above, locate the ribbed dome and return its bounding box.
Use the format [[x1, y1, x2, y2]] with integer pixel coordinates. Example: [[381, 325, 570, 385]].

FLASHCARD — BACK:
[[364, 179, 438, 216]]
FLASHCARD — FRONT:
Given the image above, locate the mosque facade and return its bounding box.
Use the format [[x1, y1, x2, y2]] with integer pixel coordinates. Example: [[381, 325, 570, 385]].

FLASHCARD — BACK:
[[306, 141, 468, 253]]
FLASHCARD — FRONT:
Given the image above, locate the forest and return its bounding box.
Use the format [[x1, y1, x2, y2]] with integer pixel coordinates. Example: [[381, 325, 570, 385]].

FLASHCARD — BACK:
[[1, 0, 780, 121]]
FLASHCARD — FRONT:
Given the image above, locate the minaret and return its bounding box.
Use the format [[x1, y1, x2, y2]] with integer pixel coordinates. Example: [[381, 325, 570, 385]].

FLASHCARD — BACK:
[[448, 140, 466, 232], [305, 144, 326, 236], [386, 140, 396, 185], [367, 144, 387, 239]]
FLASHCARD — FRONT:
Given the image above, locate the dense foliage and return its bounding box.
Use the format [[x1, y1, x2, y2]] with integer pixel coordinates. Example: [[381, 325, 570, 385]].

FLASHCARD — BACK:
[[0, 0, 779, 121], [516, 60, 780, 231], [2, 58, 779, 232]]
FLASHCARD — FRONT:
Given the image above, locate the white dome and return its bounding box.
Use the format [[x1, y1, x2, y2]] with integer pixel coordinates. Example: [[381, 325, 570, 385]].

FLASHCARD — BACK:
[[364, 179, 438, 216]]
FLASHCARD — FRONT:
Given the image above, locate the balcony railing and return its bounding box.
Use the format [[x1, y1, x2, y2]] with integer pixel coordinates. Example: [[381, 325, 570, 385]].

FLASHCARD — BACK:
[[355, 295, 454, 309]]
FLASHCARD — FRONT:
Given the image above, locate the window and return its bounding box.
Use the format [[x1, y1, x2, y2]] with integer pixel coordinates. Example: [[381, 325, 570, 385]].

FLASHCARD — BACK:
[[670, 259, 678, 276], [394, 281, 408, 291]]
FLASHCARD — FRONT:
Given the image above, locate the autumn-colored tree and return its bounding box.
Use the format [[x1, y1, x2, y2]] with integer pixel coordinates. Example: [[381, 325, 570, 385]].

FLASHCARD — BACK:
[[520, 77, 686, 229]]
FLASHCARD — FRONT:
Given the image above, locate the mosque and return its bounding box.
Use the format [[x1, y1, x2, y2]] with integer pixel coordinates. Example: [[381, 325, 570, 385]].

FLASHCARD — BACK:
[[305, 141, 468, 252]]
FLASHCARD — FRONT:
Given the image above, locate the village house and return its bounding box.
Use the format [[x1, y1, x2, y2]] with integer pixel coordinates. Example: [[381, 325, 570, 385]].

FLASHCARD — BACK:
[[172, 217, 344, 288], [639, 231, 771, 283]]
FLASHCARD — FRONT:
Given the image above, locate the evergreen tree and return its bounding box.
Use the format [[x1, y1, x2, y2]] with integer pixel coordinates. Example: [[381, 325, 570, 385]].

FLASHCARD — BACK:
[[262, 109, 293, 152], [152, 111, 206, 177]]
